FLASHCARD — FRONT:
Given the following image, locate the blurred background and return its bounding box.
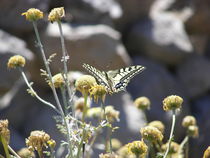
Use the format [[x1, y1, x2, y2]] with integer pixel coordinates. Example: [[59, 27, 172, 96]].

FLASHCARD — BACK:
[[0, 0, 210, 157]]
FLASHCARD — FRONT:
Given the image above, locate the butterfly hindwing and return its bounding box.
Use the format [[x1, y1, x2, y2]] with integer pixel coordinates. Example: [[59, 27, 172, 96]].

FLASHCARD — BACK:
[[83, 63, 145, 93], [107, 65, 145, 92]]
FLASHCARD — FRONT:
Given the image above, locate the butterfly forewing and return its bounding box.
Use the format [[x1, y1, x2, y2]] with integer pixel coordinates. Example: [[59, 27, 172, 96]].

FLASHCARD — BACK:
[[83, 63, 145, 93], [82, 64, 111, 91]]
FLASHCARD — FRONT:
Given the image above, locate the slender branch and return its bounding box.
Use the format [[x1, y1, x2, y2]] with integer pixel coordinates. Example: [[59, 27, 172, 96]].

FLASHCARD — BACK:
[[32, 21, 73, 157], [178, 136, 189, 156], [57, 21, 75, 116], [8, 145, 21, 158], [163, 110, 176, 158], [19, 69, 60, 114]]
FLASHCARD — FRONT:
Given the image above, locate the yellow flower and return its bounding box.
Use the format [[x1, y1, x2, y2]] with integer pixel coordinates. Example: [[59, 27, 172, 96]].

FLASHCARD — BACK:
[[22, 8, 43, 21], [140, 126, 163, 143], [89, 84, 107, 103], [75, 75, 97, 96], [99, 153, 119, 158], [105, 106, 120, 123], [26, 130, 51, 152], [148, 120, 165, 134], [187, 125, 199, 138], [203, 146, 210, 158], [48, 7, 65, 22], [134, 96, 150, 110], [127, 140, 148, 157], [7, 55, 26, 69], [182, 115, 197, 128], [163, 95, 183, 111], [161, 141, 180, 154], [0, 119, 10, 144], [50, 73, 65, 88], [111, 138, 122, 150], [17, 148, 35, 158], [47, 139, 56, 148], [74, 97, 91, 112], [87, 107, 102, 118]]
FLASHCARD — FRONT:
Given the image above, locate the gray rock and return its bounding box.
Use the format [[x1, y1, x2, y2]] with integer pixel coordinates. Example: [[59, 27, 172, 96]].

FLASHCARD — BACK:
[[126, 0, 193, 65], [127, 57, 190, 139], [0, 0, 49, 34], [176, 55, 210, 98], [63, 0, 122, 24], [0, 29, 34, 94], [32, 23, 132, 74], [114, 0, 154, 31]]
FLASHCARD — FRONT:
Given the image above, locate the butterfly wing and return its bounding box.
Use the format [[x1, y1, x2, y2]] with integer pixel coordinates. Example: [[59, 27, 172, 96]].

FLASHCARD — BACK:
[[82, 63, 112, 92], [107, 65, 146, 93]]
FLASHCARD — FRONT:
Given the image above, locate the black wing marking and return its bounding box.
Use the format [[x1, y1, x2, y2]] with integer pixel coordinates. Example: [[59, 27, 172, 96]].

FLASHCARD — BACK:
[[108, 65, 145, 92], [82, 63, 111, 91]]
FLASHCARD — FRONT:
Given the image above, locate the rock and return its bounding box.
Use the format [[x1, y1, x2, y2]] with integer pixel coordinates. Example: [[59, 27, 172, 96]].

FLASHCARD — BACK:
[[63, 0, 122, 24], [0, 0, 49, 34], [176, 55, 210, 98], [31, 23, 131, 75], [190, 94, 210, 158], [127, 57, 190, 139], [0, 29, 34, 94], [126, 0, 193, 65], [114, 0, 154, 31], [185, 0, 210, 35]]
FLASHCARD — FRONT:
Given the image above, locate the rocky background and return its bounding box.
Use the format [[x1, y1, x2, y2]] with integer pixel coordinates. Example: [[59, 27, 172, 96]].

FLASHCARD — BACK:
[[0, 0, 210, 157]]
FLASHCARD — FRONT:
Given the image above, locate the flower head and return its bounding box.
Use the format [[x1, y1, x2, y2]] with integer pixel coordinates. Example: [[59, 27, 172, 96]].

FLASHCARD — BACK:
[[22, 8, 43, 21], [48, 7, 65, 22], [111, 138, 122, 150], [89, 84, 107, 103], [50, 73, 65, 88], [161, 141, 180, 154], [75, 75, 97, 96], [87, 107, 102, 118], [187, 125, 199, 138], [7, 55, 26, 69], [127, 140, 148, 157], [182, 115, 197, 128], [163, 95, 183, 111], [0, 119, 10, 144], [134, 96, 150, 110], [148, 120, 165, 134], [203, 146, 210, 158], [18, 148, 35, 158], [105, 106, 120, 123], [26, 130, 52, 152], [140, 126, 163, 143]]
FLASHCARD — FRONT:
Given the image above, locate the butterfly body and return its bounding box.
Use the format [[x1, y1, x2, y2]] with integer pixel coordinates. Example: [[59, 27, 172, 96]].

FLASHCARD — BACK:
[[83, 63, 145, 94]]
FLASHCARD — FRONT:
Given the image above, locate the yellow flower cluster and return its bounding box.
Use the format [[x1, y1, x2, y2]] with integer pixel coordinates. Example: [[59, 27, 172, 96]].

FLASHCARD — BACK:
[[89, 84, 107, 103], [182, 115, 199, 138], [48, 7, 65, 22], [203, 146, 210, 158], [0, 119, 10, 144], [127, 140, 148, 157], [99, 153, 119, 158], [22, 8, 43, 21], [163, 95, 183, 111], [50, 73, 65, 88], [26, 130, 54, 152], [134, 96, 150, 110], [161, 141, 180, 154], [18, 148, 35, 158], [148, 120, 165, 134], [7, 55, 26, 69], [140, 126, 163, 143]]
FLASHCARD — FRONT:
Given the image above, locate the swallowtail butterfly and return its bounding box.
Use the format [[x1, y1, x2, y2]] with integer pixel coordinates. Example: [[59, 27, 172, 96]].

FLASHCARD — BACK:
[[83, 63, 146, 94]]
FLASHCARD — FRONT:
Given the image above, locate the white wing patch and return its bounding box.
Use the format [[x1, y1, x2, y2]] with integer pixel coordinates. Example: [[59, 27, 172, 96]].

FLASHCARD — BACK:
[[82, 63, 146, 94]]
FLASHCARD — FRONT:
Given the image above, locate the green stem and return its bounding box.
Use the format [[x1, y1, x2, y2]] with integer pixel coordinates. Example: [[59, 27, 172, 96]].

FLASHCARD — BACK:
[[0, 136, 10, 158], [57, 21, 75, 116], [32, 21, 73, 158], [81, 94, 88, 122], [19, 69, 60, 114], [8, 145, 21, 158], [178, 136, 189, 156], [163, 110, 176, 158]]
